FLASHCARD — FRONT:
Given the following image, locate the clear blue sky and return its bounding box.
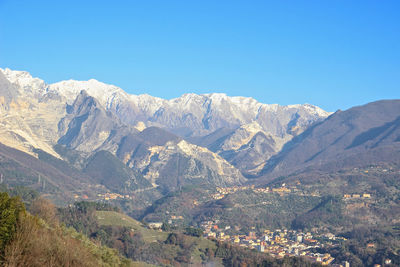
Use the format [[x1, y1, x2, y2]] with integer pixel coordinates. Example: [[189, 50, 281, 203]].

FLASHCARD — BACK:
[[0, 0, 399, 111]]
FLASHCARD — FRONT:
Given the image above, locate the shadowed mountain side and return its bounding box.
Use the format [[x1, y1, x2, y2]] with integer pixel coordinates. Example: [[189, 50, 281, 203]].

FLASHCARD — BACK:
[[260, 100, 400, 179], [187, 127, 236, 151], [0, 142, 99, 205], [84, 150, 151, 194], [138, 126, 182, 146], [116, 126, 181, 160], [347, 115, 400, 149]]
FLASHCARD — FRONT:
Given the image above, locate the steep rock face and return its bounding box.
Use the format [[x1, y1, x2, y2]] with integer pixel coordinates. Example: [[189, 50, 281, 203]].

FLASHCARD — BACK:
[[0, 71, 18, 108], [0, 68, 66, 158], [1, 68, 48, 97], [115, 129, 245, 191], [261, 100, 400, 177], [58, 90, 133, 153], [189, 122, 292, 175], [127, 140, 245, 192], [220, 131, 279, 176]]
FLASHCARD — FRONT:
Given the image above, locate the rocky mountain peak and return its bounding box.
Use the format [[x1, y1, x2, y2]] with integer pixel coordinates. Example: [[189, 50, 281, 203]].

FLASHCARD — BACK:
[[0, 70, 17, 107], [0, 68, 48, 96], [58, 89, 128, 152], [49, 78, 129, 106], [68, 90, 98, 114]]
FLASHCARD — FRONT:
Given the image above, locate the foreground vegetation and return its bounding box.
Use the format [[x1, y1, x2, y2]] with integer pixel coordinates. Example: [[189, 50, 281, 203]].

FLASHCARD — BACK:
[[0, 192, 130, 266]]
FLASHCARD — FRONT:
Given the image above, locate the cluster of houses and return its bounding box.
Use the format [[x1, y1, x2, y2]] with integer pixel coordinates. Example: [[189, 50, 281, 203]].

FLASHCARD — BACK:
[[200, 220, 351, 265], [330, 259, 392, 267], [148, 215, 185, 229], [73, 192, 138, 201], [343, 193, 372, 199], [96, 193, 134, 200], [73, 194, 89, 200], [353, 165, 392, 174], [211, 184, 296, 200], [211, 185, 255, 200], [370, 259, 393, 267]]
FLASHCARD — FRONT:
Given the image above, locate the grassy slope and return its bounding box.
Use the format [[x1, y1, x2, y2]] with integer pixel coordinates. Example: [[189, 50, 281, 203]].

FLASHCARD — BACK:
[[96, 210, 168, 242], [95, 210, 220, 265]]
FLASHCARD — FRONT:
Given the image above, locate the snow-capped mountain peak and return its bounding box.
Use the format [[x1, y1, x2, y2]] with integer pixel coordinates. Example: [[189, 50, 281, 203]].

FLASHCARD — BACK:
[[0, 68, 48, 96], [1, 68, 331, 138], [49, 79, 128, 105]]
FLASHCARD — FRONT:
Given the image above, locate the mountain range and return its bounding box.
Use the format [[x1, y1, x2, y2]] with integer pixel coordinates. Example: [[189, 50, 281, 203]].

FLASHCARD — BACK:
[[0, 67, 399, 204]]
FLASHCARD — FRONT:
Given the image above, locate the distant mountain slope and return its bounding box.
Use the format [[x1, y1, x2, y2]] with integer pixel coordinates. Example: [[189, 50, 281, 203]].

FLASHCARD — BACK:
[[84, 150, 151, 193], [220, 131, 278, 176], [187, 127, 235, 150], [190, 122, 292, 175], [0, 142, 101, 205], [261, 100, 400, 178], [138, 126, 182, 145]]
